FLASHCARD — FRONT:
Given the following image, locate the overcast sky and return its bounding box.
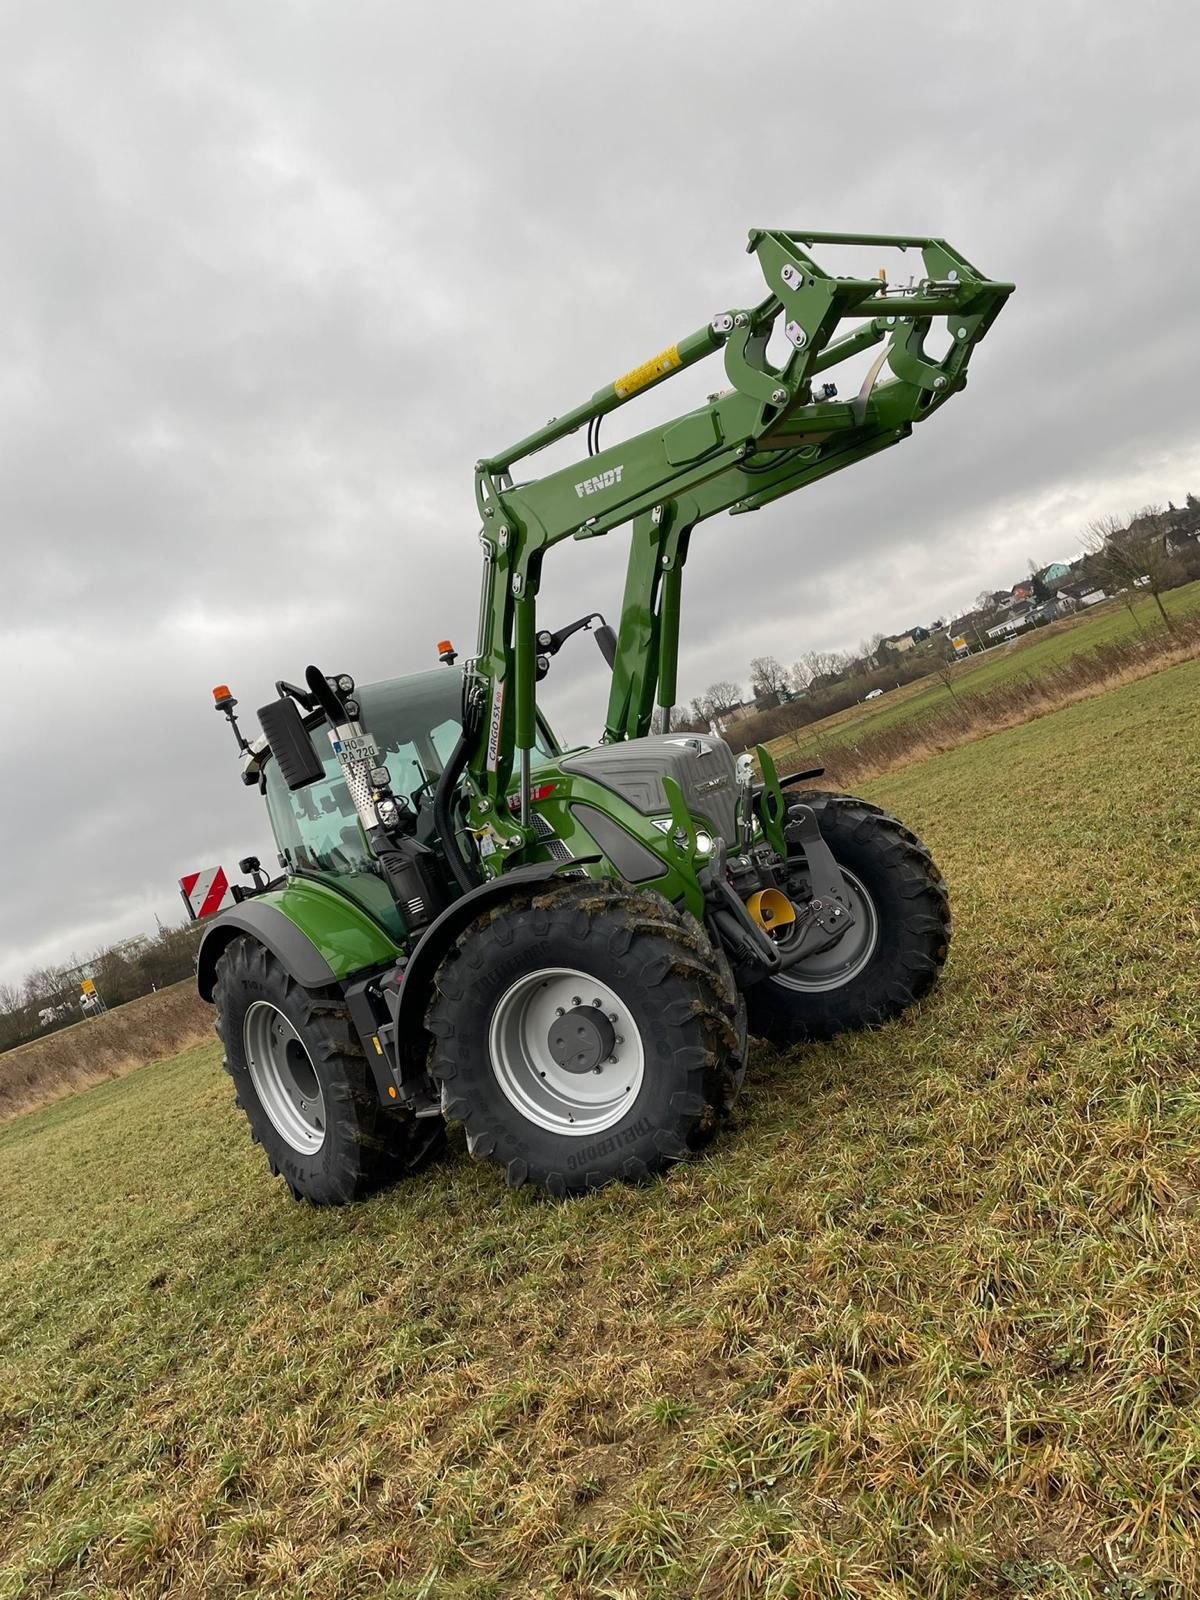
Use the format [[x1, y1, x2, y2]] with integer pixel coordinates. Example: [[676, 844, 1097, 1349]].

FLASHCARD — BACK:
[[2, 2, 1197, 985]]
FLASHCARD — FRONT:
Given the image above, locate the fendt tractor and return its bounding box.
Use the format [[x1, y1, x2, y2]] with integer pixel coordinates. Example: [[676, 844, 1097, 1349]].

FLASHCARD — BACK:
[[198, 229, 1011, 1203]]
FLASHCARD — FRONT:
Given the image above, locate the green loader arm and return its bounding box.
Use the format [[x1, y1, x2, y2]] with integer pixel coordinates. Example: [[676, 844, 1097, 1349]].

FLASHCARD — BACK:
[[465, 229, 1012, 865]]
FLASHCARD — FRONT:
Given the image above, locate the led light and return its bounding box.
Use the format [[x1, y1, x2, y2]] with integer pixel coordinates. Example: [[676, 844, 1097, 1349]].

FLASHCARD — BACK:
[[694, 831, 714, 855], [212, 684, 233, 702], [376, 798, 399, 828]]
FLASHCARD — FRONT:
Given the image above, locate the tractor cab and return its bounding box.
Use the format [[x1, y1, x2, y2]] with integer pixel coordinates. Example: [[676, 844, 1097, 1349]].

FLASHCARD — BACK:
[[258, 668, 559, 940]]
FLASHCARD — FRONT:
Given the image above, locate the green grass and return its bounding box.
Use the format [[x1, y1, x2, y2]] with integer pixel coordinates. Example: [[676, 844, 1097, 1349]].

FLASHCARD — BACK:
[[5, 660, 1200, 1597], [773, 577, 1200, 759]]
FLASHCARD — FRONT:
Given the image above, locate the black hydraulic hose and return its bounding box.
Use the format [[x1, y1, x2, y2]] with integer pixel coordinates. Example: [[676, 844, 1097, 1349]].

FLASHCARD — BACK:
[[433, 730, 480, 895]]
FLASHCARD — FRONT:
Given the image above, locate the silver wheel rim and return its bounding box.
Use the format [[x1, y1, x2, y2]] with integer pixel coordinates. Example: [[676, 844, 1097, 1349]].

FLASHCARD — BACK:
[[488, 967, 646, 1136], [771, 867, 880, 993], [243, 1001, 327, 1154]]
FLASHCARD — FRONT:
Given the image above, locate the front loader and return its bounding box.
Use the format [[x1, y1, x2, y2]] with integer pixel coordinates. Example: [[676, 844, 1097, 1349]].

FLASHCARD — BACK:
[[198, 229, 1011, 1202]]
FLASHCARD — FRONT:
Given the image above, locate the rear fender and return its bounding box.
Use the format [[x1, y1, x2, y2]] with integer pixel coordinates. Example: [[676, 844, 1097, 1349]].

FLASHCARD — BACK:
[[196, 877, 403, 1001]]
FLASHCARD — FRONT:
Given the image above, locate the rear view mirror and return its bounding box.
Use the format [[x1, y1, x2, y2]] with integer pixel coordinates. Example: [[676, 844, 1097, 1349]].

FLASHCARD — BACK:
[[593, 623, 618, 668], [258, 697, 326, 790]]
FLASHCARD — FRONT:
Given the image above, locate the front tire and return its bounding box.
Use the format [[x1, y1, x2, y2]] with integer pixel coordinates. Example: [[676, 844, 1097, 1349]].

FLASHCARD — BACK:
[[426, 879, 743, 1197], [214, 937, 443, 1205], [745, 793, 951, 1046]]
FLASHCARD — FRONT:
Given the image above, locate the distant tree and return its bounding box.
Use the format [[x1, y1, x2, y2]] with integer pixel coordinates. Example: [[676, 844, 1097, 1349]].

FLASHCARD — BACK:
[[23, 965, 66, 1005], [934, 656, 962, 705], [974, 588, 997, 615], [1026, 557, 1050, 604], [690, 680, 744, 723], [1082, 512, 1174, 631], [749, 655, 790, 700], [792, 649, 849, 687]]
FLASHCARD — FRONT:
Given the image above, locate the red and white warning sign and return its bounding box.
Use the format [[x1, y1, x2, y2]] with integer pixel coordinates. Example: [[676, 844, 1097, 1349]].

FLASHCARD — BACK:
[[179, 866, 233, 920]]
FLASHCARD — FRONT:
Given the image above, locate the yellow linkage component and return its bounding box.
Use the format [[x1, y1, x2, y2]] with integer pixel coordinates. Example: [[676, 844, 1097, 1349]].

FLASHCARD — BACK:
[[746, 888, 796, 933], [613, 344, 682, 399]]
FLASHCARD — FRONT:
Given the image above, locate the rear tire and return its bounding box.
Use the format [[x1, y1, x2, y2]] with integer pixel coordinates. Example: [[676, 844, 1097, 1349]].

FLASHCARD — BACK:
[[214, 936, 443, 1205], [745, 793, 951, 1046], [426, 879, 743, 1197]]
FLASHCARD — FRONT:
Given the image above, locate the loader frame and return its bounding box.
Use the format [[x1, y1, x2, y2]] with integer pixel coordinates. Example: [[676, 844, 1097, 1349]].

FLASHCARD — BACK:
[[465, 229, 1011, 861]]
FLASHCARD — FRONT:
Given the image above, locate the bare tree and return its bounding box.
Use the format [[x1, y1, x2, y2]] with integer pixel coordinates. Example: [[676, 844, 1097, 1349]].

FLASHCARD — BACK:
[[1082, 512, 1174, 631], [706, 680, 744, 713], [690, 680, 744, 723], [934, 656, 961, 702], [749, 654, 789, 699], [792, 648, 849, 686]]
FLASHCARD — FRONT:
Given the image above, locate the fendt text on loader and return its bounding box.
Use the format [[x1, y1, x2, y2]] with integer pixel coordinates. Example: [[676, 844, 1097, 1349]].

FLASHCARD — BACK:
[[198, 229, 1011, 1202]]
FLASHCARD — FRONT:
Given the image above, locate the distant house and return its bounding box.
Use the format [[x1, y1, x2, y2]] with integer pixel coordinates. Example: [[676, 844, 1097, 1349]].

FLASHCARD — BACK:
[[985, 617, 1022, 640], [1011, 579, 1036, 602], [883, 632, 917, 653], [1040, 561, 1071, 585], [712, 699, 758, 731], [1057, 582, 1107, 608], [1165, 526, 1199, 557], [985, 601, 1038, 641]]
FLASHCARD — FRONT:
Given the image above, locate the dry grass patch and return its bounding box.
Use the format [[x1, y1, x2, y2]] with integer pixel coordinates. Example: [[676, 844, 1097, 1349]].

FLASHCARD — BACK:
[[771, 613, 1200, 790], [0, 979, 212, 1123]]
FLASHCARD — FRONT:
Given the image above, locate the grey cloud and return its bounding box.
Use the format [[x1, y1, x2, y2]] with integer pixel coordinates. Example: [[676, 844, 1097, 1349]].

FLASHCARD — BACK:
[[2, 0, 1198, 981]]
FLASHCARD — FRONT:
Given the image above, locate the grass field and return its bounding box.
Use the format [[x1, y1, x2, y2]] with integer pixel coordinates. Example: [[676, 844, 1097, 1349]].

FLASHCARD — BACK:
[[769, 578, 1200, 764], [4, 660, 1200, 1598]]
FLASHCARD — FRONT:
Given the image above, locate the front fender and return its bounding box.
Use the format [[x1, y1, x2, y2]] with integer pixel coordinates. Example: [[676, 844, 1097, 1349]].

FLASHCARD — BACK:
[[196, 877, 404, 1001]]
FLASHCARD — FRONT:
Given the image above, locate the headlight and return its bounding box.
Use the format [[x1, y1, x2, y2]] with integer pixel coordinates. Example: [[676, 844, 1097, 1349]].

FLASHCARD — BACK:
[[694, 831, 714, 856]]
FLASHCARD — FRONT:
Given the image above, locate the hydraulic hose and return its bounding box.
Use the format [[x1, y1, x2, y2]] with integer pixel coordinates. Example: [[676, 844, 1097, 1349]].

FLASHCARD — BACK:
[[433, 729, 480, 895]]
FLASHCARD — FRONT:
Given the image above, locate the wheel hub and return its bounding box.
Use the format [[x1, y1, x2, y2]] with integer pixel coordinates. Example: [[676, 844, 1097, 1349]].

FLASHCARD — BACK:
[[243, 1000, 327, 1155], [488, 968, 645, 1136], [772, 865, 879, 992], [548, 1004, 616, 1074]]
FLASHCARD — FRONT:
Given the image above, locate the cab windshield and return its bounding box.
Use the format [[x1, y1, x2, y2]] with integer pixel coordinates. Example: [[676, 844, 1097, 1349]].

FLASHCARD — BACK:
[[264, 669, 556, 937]]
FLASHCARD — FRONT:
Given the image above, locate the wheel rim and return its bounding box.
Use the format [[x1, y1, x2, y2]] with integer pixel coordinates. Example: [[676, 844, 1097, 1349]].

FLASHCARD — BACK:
[[771, 866, 880, 993], [243, 1001, 327, 1154], [488, 967, 646, 1136]]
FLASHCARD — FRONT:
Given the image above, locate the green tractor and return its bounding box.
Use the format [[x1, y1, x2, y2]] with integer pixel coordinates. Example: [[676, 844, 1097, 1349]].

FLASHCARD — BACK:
[[198, 229, 1011, 1202]]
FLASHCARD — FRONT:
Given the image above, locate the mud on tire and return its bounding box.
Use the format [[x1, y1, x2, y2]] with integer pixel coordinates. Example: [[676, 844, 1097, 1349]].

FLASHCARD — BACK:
[[745, 791, 951, 1047], [214, 936, 443, 1205], [426, 879, 744, 1197]]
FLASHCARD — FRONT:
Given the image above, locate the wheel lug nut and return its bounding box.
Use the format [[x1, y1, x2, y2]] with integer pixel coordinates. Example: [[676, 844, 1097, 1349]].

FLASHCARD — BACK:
[[571, 996, 581, 1006], [555, 1007, 565, 1017]]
